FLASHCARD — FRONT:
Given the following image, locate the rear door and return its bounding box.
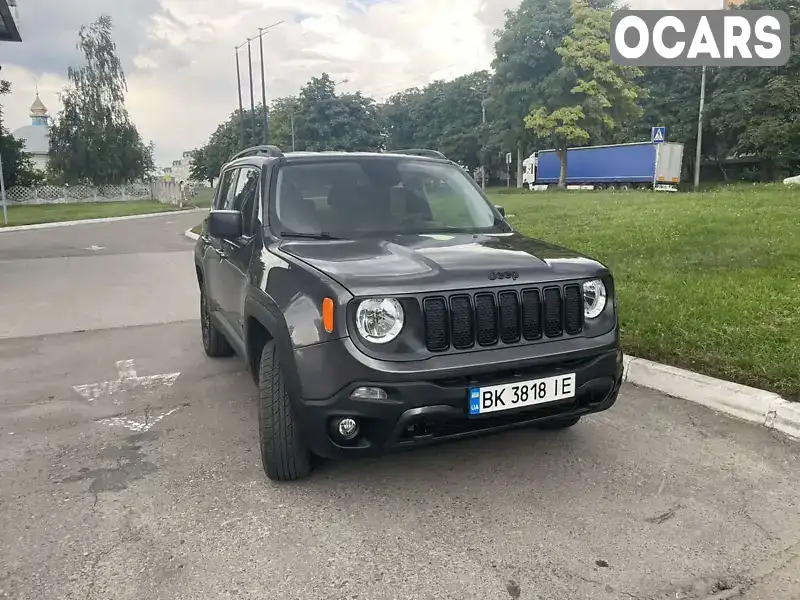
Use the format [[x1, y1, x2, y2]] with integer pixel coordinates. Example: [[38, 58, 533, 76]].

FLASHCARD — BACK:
[[655, 143, 685, 185], [216, 165, 261, 336]]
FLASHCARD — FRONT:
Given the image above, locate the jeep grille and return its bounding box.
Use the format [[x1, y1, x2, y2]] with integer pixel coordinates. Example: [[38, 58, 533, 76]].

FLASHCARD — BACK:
[[422, 283, 584, 353]]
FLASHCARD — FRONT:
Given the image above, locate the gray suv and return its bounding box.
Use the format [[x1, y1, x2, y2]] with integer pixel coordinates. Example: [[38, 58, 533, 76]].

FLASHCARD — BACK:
[[194, 146, 623, 481]]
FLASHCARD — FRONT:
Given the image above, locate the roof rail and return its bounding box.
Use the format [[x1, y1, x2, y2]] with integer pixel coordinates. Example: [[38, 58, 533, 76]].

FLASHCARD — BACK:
[[228, 145, 284, 162], [392, 148, 447, 160]]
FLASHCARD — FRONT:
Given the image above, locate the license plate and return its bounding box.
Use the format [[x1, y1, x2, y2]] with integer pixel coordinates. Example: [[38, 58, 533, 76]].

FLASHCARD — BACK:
[[469, 373, 577, 416]]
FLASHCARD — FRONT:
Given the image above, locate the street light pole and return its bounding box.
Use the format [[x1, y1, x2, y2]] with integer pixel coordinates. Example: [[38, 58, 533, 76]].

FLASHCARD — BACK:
[[258, 29, 268, 145], [255, 21, 284, 145], [234, 44, 246, 149], [246, 38, 256, 145], [693, 65, 707, 191], [291, 110, 295, 151], [0, 151, 7, 226], [481, 100, 487, 190]]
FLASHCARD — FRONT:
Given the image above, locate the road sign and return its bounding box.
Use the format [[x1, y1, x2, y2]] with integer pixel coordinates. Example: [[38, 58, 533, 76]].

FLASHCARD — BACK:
[[506, 152, 512, 164], [652, 126, 666, 144]]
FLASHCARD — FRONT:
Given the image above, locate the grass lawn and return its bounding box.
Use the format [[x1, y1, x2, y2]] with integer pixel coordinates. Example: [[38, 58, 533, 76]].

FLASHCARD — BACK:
[[189, 187, 214, 208], [488, 183, 800, 400], [1, 200, 182, 228]]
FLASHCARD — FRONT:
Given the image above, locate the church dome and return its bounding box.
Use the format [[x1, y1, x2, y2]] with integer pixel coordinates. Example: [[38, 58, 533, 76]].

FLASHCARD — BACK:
[[12, 93, 51, 155], [30, 94, 48, 116]]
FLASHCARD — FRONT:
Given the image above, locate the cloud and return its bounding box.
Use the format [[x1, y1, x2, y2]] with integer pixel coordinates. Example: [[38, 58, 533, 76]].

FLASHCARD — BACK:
[[2, 0, 722, 166]]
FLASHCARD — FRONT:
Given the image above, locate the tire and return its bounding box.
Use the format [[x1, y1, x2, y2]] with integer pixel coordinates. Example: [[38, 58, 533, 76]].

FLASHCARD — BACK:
[[257, 340, 312, 482], [536, 416, 581, 430], [200, 284, 234, 358]]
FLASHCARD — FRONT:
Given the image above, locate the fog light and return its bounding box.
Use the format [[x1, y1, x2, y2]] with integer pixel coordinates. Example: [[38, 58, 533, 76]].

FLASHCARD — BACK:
[[350, 386, 387, 400], [336, 417, 359, 440]]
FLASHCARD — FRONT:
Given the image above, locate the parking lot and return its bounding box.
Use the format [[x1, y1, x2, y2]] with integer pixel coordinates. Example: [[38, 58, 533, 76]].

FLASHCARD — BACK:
[[1, 214, 799, 600]]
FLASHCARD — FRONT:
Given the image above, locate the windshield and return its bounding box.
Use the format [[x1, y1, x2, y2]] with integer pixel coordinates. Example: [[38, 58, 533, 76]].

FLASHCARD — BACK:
[[271, 158, 509, 238]]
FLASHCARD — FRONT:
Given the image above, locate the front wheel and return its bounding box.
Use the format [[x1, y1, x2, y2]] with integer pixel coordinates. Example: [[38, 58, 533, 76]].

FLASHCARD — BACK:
[[257, 341, 312, 482]]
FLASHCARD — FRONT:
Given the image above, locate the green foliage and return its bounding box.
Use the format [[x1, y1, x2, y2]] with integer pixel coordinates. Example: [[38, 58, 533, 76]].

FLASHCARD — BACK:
[[0, 80, 44, 188], [293, 74, 383, 152], [382, 71, 493, 172], [707, 0, 800, 176], [522, 0, 646, 187], [495, 184, 800, 399], [47, 14, 154, 185], [190, 0, 799, 187]]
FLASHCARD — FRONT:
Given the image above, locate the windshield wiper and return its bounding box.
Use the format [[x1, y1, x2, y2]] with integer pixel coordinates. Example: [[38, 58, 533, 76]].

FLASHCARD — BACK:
[[280, 231, 345, 240]]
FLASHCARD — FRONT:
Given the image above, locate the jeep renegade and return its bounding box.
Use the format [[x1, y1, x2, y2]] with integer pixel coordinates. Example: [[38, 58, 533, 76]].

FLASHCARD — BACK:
[[194, 145, 623, 481]]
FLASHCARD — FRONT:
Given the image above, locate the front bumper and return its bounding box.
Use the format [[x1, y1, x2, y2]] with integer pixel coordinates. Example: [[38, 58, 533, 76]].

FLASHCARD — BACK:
[[291, 337, 624, 459]]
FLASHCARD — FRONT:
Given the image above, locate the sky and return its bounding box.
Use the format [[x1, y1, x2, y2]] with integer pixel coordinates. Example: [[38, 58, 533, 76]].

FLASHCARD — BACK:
[[1, 0, 721, 167]]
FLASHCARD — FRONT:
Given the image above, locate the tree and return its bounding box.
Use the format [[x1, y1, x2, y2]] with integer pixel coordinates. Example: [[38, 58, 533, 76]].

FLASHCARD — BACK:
[[0, 80, 44, 189], [523, 0, 646, 187], [293, 74, 383, 152], [706, 0, 800, 179], [47, 14, 154, 185]]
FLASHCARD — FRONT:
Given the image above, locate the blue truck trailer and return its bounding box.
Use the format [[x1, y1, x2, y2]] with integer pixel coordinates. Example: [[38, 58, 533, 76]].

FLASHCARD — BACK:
[[522, 141, 685, 191]]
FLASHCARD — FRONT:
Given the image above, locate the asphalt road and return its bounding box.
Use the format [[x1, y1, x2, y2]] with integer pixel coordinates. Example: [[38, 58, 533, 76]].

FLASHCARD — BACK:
[[1, 214, 799, 600]]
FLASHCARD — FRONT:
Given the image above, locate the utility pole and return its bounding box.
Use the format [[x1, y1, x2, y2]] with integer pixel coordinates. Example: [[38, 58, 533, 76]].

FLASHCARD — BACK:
[[234, 43, 246, 149], [291, 110, 296, 151], [247, 38, 256, 145], [693, 65, 707, 191], [481, 99, 487, 190], [0, 151, 7, 226], [255, 21, 284, 145], [258, 29, 268, 145]]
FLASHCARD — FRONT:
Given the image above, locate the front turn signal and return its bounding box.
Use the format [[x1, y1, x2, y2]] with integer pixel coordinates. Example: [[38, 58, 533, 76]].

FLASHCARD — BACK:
[[322, 297, 335, 333]]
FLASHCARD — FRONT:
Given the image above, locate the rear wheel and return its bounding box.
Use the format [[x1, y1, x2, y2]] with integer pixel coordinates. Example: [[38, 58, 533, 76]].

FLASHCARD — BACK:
[[536, 416, 581, 430], [257, 340, 312, 482], [200, 283, 234, 357]]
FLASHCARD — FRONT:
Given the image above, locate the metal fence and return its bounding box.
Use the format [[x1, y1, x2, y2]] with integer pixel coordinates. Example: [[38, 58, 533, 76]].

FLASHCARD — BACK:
[[3, 184, 151, 205]]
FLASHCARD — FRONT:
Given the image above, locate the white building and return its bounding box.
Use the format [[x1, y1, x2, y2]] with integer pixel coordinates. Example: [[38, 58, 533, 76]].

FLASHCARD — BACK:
[[12, 94, 50, 173], [164, 151, 193, 184]]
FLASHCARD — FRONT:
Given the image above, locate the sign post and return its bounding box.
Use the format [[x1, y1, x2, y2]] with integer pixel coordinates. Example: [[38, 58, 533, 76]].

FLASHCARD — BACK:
[[651, 126, 666, 144], [0, 151, 7, 226], [506, 152, 512, 187]]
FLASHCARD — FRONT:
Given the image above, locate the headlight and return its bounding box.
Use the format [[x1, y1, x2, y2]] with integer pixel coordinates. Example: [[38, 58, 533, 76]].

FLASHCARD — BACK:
[[355, 298, 404, 344], [582, 279, 607, 319]]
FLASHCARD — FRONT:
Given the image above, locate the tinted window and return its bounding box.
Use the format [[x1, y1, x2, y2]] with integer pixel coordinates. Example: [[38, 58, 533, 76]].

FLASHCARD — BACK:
[[229, 167, 260, 236], [214, 169, 236, 210], [272, 158, 504, 237]]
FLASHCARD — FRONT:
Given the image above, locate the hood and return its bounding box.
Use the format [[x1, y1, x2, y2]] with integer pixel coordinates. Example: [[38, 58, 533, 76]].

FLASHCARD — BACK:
[[277, 232, 607, 296]]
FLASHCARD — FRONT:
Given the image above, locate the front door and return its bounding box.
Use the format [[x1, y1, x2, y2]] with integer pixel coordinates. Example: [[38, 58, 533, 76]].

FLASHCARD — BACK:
[[202, 167, 237, 328], [216, 165, 261, 337]]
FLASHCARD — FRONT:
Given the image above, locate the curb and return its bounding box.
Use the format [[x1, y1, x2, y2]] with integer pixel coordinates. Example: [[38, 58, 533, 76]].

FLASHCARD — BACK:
[[0, 207, 205, 233], [623, 355, 799, 440], [184, 229, 199, 241]]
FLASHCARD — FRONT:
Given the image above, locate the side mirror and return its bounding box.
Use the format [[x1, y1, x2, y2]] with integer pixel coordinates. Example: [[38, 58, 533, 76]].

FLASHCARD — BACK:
[[208, 210, 243, 239], [494, 205, 505, 217]]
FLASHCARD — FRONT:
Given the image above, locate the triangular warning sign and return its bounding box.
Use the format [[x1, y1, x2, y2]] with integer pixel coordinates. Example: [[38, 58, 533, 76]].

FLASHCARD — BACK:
[[654, 129, 664, 142]]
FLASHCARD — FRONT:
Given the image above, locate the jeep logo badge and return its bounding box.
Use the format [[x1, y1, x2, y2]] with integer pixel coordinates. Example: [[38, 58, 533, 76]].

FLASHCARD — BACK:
[[488, 271, 519, 281]]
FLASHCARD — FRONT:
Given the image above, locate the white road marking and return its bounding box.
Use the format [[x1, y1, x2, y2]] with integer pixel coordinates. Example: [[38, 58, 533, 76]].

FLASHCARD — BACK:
[[84, 245, 106, 251], [73, 359, 180, 403], [98, 407, 181, 432]]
